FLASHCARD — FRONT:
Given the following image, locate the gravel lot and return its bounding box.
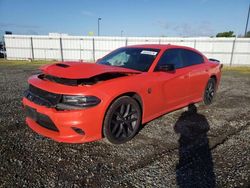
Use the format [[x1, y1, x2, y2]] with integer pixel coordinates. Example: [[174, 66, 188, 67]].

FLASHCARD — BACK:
[[0, 61, 249, 188]]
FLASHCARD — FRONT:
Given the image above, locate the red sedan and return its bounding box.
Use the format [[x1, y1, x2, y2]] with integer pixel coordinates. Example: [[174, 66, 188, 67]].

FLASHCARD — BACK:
[[22, 44, 222, 144]]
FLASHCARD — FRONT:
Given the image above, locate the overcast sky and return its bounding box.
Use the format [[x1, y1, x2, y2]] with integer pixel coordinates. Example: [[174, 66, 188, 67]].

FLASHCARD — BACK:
[[0, 0, 249, 37]]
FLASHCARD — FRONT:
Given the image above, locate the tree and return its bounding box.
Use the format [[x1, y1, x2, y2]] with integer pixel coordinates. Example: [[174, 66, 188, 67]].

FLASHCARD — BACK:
[[245, 31, 250, 37], [216, 31, 235, 37], [88, 31, 94, 36]]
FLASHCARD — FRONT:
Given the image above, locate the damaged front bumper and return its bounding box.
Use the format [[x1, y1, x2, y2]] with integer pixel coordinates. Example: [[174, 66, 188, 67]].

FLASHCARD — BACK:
[[23, 97, 103, 143]]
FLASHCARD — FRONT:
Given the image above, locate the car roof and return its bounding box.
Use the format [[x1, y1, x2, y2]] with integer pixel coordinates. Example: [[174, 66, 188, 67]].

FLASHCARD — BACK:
[[126, 44, 203, 55], [126, 44, 166, 50]]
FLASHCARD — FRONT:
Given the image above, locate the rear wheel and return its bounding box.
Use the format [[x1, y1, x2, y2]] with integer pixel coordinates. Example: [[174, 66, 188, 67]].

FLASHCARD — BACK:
[[204, 78, 216, 105], [103, 96, 141, 144]]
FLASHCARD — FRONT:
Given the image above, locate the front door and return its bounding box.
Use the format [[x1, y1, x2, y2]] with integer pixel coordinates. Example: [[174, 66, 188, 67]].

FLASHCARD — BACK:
[[154, 48, 190, 110]]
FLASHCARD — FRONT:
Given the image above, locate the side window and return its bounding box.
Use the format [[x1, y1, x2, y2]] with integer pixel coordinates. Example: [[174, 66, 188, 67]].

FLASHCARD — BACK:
[[156, 49, 183, 70], [181, 49, 204, 67]]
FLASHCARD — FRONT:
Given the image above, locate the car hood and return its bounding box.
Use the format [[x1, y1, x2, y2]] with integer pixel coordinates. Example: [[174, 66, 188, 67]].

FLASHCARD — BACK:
[[40, 61, 141, 79]]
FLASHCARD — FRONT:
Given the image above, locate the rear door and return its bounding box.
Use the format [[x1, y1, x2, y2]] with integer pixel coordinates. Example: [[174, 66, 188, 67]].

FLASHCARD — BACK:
[[180, 49, 210, 100]]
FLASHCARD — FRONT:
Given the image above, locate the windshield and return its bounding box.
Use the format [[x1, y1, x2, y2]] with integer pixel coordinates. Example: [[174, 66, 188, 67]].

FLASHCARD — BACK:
[[97, 48, 160, 72]]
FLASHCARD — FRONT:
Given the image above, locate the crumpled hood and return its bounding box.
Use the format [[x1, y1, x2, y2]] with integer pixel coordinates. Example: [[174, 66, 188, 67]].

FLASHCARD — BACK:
[[40, 61, 141, 79]]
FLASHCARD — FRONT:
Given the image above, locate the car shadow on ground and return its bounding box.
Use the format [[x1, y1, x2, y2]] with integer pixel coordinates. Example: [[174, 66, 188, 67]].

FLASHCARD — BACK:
[[174, 104, 216, 188]]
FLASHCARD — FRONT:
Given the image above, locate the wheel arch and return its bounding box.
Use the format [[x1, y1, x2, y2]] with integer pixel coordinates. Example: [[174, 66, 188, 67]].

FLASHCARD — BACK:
[[210, 74, 219, 90], [210, 74, 217, 83], [101, 91, 143, 137]]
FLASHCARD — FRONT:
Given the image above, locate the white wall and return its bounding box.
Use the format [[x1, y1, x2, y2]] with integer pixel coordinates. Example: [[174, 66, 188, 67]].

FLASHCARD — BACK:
[[4, 35, 250, 65]]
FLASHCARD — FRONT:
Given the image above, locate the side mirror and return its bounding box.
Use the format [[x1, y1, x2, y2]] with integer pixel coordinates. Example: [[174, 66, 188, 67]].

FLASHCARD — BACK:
[[158, 64, 175, 72]]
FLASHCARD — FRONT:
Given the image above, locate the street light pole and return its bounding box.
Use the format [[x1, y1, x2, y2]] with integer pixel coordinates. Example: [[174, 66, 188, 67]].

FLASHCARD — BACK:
[[121, 30, 124, 37], [98, 17, 101, 36], [245, 3, 250, 37]]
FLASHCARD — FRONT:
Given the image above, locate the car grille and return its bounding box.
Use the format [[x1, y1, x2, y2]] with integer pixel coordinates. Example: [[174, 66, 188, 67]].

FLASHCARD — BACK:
[[25, 106, 59, 132], [24, 85, 62, 107]]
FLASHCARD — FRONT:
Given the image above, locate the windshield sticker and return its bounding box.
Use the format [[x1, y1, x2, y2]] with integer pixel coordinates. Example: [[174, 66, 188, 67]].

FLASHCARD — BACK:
[[141, 50, 158, 56]]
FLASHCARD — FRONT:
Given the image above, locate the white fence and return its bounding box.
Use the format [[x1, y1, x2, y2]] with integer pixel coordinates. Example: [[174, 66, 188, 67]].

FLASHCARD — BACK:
[[4, 34, 250, 65]]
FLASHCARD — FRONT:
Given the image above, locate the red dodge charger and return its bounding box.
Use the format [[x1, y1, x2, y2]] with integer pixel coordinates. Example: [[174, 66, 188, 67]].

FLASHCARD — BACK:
[[23, 44, 222, 144]]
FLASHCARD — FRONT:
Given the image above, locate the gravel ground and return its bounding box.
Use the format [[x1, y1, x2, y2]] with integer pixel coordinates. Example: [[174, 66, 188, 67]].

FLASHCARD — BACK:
[[0, 62, 249, 188]]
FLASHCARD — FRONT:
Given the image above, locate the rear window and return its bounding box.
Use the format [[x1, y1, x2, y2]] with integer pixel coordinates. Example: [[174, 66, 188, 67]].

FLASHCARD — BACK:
[[181, 49, 204, 66]]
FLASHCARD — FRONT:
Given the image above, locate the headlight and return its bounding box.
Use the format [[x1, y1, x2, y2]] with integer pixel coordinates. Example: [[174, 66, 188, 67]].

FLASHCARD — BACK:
[[56, 95, 101, 110]]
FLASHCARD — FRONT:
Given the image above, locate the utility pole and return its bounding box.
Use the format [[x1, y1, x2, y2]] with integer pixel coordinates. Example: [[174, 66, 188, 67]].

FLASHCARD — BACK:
[[245, 3, 250, 37], [121, 30, 124, 37], [98, 17, 101, 36]]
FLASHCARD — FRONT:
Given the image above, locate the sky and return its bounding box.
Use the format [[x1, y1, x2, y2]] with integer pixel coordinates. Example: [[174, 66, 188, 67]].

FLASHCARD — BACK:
[[0, 0, 249, 37]]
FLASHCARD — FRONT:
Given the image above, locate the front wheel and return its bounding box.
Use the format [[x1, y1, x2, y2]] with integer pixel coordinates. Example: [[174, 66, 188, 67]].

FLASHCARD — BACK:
[[203, 78, 216, 105], [103, 96, 141, 144]]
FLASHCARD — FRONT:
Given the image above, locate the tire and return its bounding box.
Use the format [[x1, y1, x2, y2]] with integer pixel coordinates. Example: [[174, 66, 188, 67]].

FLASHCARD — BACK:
[[103, 96, 142, 144], [203, 78, 216, 105]]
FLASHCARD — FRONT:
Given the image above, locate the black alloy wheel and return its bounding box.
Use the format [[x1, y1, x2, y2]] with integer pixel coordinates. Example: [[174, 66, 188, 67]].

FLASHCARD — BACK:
[[103, 96, 141, 144], [204, 78, 216, 105]]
